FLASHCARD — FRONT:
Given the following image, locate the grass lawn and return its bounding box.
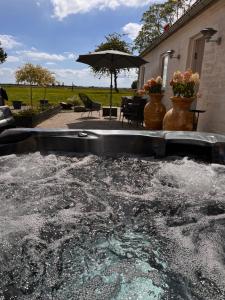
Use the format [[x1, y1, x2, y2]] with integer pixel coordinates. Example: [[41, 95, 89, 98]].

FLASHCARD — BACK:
[[2, 85, 134, 107]]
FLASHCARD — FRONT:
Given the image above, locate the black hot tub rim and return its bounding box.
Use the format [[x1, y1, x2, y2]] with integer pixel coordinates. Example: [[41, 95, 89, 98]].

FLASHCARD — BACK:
[[0, 128, 225, 164]]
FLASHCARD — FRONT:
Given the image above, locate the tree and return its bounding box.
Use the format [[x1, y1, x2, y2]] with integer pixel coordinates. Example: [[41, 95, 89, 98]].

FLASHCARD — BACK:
[[134, 0, 196, 53], [37, 66, 56, 100], [15, 63, 55, 107], [0, 42, 7, 64], [92, 33, 132, 92]]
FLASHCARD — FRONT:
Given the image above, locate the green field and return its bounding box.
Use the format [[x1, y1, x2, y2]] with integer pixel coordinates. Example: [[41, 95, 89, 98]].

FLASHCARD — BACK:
[[2, 85, 134, 107]]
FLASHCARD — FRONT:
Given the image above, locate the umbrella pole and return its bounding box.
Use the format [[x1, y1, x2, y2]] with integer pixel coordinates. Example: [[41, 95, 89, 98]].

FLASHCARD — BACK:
[[109, 71, 113, 120]]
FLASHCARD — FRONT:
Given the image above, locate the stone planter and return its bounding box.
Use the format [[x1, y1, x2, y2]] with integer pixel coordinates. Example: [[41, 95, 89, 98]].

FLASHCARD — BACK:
[[14, 105, 61, 128], [144, 94, 166, 130], [12, 100, 22, 110], [163, 96, 195, 131], [40, 100, 49, 107]]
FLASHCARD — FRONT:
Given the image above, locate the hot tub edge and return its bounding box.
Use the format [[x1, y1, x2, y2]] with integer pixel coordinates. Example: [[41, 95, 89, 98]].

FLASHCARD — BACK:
[[0, 129, 225, 163]]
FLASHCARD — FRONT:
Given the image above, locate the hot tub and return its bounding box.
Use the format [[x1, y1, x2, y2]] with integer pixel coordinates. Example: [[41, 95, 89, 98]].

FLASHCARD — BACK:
[[0, 129, 225, 300], [1, 128, 225, 163]]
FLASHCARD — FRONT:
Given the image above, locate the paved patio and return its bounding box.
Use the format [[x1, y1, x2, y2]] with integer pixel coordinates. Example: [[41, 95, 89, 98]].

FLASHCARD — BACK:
[[36, 109, 145, 130]]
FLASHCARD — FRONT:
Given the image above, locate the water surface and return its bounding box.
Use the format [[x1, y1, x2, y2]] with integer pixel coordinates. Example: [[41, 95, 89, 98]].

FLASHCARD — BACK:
[[0, 153, 225, 299]]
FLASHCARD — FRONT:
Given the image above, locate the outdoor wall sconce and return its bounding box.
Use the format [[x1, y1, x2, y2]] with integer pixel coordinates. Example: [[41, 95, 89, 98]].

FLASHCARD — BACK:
[[200, 27, 222, 45], [166, 50, 181, 59]]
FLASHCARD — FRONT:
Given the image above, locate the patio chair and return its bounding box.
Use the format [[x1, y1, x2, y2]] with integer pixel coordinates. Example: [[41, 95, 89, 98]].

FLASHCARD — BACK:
[[122, 96, 147, 127], [78, 93, 101, 117], [119, 96, 132, 120]]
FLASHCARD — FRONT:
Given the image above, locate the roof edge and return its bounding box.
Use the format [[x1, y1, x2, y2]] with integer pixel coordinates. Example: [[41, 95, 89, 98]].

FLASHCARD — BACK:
[[140, 0, 219, 57]]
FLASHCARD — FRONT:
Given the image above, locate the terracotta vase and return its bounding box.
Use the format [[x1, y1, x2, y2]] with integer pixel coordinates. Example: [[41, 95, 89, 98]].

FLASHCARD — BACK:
[[144, 93, 166, 130], [163, 96, 195, 131]]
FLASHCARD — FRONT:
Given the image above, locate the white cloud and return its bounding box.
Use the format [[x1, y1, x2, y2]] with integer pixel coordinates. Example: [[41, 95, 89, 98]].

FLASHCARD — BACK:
[[122, 23, 142, 40], [6, 56, 20, 63], [0, 67, 16, 83], [1, 48, 75, 67], [45, 62, 56, 65], [52, 68, 95, 83], [52, 67, 138, 87], [51, 0, 161, 20], [18, 50, 68, 61], [63, 52, 77, 60], [0, 35, 22, 49], [67, 53, 77, 60], [0, 65, 137, 87]]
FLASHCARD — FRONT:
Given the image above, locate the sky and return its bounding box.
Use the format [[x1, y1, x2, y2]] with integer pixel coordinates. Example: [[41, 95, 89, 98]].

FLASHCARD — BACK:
[[0, 0, 162, 87]]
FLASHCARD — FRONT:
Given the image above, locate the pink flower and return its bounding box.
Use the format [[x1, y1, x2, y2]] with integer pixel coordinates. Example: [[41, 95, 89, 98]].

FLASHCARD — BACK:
[[170, 79, 174, 86], [190, 73, 200, 84], [147, 78, 157, 87], [137, 89, 146, 96], [183, 70, 192, 82], [170, 69, 200, 98], [143, 83, 149, 91], [143, 76, 162, 94], [156, 76, 162, 84], [173, 71, 184, 83]]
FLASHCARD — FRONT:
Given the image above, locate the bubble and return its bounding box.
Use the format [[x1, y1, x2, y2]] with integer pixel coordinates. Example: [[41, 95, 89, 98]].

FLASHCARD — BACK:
[[0, 153, 224, 299]]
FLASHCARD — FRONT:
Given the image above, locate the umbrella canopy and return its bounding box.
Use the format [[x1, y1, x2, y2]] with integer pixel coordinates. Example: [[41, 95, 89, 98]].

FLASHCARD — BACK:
[[76, 50, 148, 118], [76, 50, 148, 70]]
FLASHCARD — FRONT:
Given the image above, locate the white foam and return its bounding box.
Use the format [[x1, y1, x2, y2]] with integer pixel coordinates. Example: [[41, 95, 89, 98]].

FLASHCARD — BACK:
[[0, 153, 224, 299]]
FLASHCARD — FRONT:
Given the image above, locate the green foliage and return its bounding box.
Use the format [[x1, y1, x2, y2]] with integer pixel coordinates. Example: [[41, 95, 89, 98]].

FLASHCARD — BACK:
[[172, 82, 195, 98], [13, 108, 41, 117], [95, 33, 131, 53], [3, 85, 133, 107], [0, 42, 7, 64], [15, 63, 40, 85], [15, 63, 56, 106], [92, 33, 132, 92], [13, 104, 58, 117], [149, 84, 162, 94], [67, 95, 82, 106], [134, 0, 195, 53], [15, 63, 55, 86]]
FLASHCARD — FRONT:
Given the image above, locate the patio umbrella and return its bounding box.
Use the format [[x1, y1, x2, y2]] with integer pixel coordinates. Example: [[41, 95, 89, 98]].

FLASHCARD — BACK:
[[76, 50, 148, 118]]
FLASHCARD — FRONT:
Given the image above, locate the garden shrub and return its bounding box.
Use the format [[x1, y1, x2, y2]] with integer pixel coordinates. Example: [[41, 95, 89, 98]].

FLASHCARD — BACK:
[[67, 95, 82, 106]]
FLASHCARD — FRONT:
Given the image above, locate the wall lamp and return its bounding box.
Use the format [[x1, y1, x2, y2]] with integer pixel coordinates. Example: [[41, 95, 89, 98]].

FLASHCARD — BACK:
[[200, 27, 222, 45], [166, 50, 180, 59]]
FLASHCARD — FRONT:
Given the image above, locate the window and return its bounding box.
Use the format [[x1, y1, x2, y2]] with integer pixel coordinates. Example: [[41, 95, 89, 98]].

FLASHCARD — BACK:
[[161, 55, 169, 89]]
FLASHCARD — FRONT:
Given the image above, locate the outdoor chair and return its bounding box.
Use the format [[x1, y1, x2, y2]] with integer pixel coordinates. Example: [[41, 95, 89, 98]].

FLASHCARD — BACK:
[[78, 93, 101, 117], [119, 96, 132, 120], [122, 96, 147, 127]]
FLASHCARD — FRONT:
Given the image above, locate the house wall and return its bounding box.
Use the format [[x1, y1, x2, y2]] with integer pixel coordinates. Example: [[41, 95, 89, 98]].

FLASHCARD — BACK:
[[140, 0, 225, 134]]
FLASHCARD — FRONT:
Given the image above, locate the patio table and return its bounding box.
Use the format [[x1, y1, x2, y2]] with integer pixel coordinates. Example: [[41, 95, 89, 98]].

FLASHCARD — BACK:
[[102, 106, 118, 117]]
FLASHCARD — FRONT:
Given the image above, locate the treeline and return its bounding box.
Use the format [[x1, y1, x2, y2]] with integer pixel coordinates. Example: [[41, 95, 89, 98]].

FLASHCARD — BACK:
[[134, 0, 197, 53], [1, 83, 132, 90]]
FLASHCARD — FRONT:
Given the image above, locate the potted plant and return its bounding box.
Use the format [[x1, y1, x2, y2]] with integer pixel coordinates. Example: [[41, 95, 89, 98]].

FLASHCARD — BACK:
[[40, 99, 49, 106], [12, 100, 22, 110], [142, 76, 166, 130], [163, 69, 200, 131], [13, 105, 61, 127]]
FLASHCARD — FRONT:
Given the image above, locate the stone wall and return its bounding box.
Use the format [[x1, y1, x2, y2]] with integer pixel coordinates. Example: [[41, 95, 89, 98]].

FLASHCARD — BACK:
[[140, 0, 225, 134]]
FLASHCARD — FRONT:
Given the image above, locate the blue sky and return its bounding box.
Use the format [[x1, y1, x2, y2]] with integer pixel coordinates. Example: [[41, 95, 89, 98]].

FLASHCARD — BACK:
[[0, 0, 161, 87]]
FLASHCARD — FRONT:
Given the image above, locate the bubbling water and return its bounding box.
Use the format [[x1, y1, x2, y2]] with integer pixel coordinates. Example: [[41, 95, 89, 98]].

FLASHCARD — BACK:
[[0, 153, 225, 299]]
